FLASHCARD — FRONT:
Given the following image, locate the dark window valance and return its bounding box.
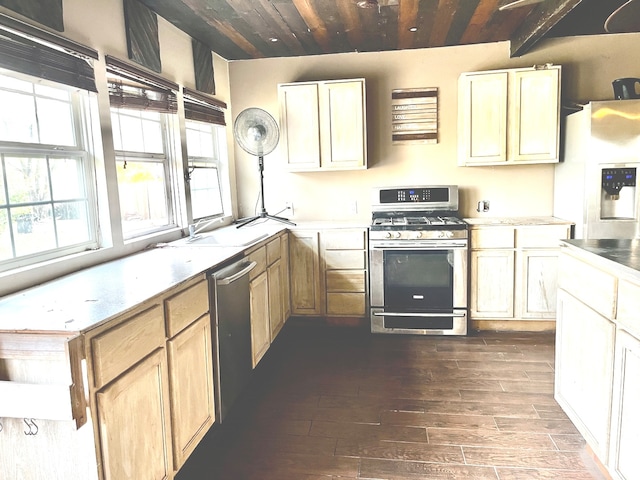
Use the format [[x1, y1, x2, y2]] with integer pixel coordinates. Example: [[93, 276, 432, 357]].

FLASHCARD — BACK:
[[106, 55, 177, 114], [0, 28, 97, 92], [183, 87, 226, 126]]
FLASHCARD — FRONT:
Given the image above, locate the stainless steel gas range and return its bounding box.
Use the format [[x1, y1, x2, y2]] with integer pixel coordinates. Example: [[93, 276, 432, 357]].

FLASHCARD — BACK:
[[369, 185, 468, 335]]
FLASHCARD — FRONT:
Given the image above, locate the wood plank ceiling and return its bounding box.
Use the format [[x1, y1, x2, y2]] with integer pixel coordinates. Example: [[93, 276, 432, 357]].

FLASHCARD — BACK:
[[139, 0, 629, 61]]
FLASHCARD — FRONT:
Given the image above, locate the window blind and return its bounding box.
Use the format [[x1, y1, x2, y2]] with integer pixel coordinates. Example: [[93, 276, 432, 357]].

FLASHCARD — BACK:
[[183, 87, 226, 126], [0, 28, 97, 92], [106, 55, 178, 113]]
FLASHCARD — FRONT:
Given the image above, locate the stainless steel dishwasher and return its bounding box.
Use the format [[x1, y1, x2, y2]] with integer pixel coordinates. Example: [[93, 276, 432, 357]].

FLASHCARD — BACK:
[[208, 258, 256, 423]]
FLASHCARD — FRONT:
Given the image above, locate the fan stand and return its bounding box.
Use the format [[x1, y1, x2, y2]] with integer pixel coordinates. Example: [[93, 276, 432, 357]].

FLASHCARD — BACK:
[[236, 155, 296, 228]]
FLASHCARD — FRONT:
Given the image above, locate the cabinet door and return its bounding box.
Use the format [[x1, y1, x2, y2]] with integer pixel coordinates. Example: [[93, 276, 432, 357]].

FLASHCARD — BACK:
[[167, 315, 215, 469], [289, 230, 322, 315], [96, 348, 172, 480], [555, 290, 615, 461], [458, 71, 508, 165], [509, 67, 560, 162], [268, 259, 284, 341], [609, 329, 640, 480], [470, 249, 514, 318], [320, 80, 366, 169], [516, 250, 559, 319], [278, 83, 321, 170], [250, 271, 270, 367]]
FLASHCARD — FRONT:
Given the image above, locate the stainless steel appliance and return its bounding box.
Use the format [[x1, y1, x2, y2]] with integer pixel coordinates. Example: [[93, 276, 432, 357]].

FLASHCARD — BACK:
[[554, 100, 640, 239], [208, 258, 256, 422], [369, 185, 468, 335]]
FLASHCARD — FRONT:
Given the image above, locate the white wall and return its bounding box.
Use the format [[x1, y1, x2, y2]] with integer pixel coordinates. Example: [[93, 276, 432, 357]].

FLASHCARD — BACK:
[[228, 32, 640, 222]]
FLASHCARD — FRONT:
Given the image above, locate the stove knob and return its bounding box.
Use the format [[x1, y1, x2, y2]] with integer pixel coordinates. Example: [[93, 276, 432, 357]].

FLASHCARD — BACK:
[[393, 231, 401, 239], [384, 232, 392, 239], [444, 231, 453, 238], [413, 231, 423, 239]]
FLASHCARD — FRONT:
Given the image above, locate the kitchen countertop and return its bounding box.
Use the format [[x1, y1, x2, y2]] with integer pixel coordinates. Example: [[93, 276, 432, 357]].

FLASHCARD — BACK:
[[464, 216, 573, 226], [561, 239, 640, 279], [0, 223, 287, 334]]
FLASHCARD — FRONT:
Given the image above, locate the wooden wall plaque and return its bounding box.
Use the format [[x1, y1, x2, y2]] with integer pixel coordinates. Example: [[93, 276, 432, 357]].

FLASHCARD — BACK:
[[391, 87, 438, 144]]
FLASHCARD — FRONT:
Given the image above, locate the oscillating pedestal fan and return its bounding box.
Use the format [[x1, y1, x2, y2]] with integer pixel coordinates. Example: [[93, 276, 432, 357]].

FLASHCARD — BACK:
[[233, 107, 295, 228]]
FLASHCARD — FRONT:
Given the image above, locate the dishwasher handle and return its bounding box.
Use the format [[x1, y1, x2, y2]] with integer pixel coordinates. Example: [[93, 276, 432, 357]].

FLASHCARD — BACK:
[[215, 261, 256, 286]]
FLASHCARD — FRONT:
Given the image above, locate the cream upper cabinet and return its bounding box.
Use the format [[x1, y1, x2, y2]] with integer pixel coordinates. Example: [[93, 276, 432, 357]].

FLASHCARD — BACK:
[[278, 79, 367, 171], [458, 65, 561, 166]]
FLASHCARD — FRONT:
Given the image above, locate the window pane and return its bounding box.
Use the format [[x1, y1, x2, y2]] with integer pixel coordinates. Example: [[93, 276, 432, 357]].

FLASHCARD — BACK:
[[191, 167, 223, 219], [50, 157, 86, 201], [56, 200, 90, 246], [186, 123, 214, 158], [12, 205, 56, 256], [0, 209, 11, 261], [34, 84, 71, 101], [116, 112, 145, 152], [0, 74, 32, 93], [0, 165, 6, 206], [37, 97, 75, 146], [117, 160, 169, 236], [6, 157, 51, 203], [141, 117, 164, 154], [0, 90, 38, 143]]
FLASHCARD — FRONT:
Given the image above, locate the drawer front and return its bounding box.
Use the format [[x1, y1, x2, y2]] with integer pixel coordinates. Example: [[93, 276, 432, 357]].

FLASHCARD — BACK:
[[165, 279, 209, 338], [516, 225, 570, 248], [266, 236, 281, 265], [327, 292, 366, 316], [471, 227, 515, 249], [326, 270, 365, 292], [617, 279, 640, 337], [558, 252, 616, 319], [91, 305, 165, 388], [246, 246, 266, 279], [322, 230, 366, 250], [324, 250, 365, 269]]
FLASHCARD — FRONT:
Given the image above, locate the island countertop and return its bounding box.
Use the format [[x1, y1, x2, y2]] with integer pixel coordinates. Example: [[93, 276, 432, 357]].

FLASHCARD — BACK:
[[561, 238, 640, 279]]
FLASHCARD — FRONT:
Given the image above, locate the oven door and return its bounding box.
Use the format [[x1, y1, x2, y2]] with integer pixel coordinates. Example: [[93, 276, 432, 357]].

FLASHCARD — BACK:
[[369, 241, 468, 335]]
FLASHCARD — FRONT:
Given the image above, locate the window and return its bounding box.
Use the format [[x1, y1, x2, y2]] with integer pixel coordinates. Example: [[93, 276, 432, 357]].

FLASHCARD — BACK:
[[183, 87, 230, 223], [186, 120, 226, 220], [106, 56, 180, 239], [111, 106, 175, 238], [0, 72, 97, 270]]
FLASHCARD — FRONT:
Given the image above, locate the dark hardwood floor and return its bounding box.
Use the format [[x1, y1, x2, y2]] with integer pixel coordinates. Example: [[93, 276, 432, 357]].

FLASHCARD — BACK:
[[177, 323, 605, 480]]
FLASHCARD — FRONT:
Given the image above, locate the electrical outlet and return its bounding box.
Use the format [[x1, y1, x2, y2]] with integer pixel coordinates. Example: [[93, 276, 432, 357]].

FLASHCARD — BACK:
[[285, 201, 294, 216], [350, 200, 358, 215]]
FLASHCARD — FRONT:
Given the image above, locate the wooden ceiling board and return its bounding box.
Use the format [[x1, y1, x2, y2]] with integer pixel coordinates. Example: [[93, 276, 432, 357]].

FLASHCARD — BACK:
[[137, 0, 629, 61]]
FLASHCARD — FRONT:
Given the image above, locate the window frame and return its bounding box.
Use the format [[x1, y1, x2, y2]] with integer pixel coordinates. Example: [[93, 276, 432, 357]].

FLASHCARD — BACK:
[[0, 72, 99, 272]]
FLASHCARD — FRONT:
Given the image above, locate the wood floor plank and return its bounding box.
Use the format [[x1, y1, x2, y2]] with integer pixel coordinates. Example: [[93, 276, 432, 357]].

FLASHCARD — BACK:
[[494, 416, 580, 435], [310, 420, 428, 442], [335, 438, 465, 463], [463, 446, 588, 470], [496, 468, 600, 479], [421, 399, 540, 418], [359, 457, 499, 479], [427, 428, 557, 450], [380, 411, 499, 430]]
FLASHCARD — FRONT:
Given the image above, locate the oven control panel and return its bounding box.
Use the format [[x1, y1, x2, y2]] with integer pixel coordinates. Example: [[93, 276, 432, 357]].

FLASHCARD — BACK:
[[380, 187, 449, 204]]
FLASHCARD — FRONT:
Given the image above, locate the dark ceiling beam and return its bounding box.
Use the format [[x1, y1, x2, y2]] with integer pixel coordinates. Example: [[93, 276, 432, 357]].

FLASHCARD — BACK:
[[509, 0, 584, 57]]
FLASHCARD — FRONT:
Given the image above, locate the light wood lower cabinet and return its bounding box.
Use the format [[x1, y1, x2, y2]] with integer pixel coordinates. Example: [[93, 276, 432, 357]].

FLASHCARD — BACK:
[[469, 222, 570, 329], [609, 329, 640, 480], [96, 347, 173, 480], [555, 290, 615, 460], [246, 231, 289, 368], [289, 230, 322, 315], [556, 246, 640, 480], [167, 315, 214, 468], [87, 275, 214, 479], [289, 228, 368, 322]]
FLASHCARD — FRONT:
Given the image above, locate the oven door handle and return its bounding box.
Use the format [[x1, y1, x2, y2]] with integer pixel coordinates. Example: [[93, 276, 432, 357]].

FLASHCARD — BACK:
[[373, 312, 466, 318], [370, 242, 467, 250]]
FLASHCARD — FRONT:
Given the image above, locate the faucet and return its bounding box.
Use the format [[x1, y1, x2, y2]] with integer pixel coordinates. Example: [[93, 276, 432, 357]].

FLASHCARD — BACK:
[[188, 217, 224, 239]]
